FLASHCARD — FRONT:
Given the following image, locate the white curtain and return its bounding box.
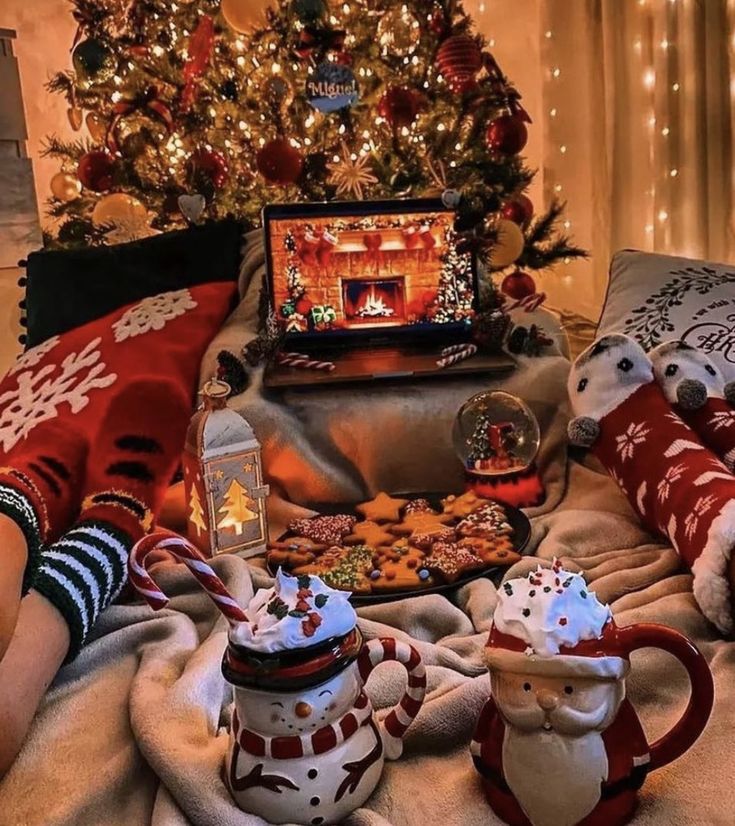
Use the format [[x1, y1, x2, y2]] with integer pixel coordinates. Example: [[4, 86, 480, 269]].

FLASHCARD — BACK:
[[469, 0, 735, 320]]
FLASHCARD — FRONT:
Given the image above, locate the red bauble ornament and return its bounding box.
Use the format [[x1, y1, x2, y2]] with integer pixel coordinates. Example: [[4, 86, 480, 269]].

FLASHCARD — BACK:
[[501, 270, 536, 300], [188, 148, 230, 190], [501, 195, 534, 227], [295, 298, 313, 316], [436, 34, 483, 93], [256, 138, 304, 185], [486, 115, 528, 155], [77, 151, 115, 192], [378, 87, 423, 129]]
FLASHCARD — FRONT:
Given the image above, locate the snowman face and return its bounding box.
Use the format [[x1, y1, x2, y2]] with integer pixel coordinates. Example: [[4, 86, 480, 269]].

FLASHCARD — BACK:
[[236, 666, 362, 736], [650, 340, 723, 402], [491, 670, 624, 736], [568, 334, 653, 421]]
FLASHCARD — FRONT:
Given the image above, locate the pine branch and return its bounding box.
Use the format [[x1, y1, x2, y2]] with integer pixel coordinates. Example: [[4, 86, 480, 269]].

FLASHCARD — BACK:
[[41, 134, 90, 160], [525, 201, 565, 246]]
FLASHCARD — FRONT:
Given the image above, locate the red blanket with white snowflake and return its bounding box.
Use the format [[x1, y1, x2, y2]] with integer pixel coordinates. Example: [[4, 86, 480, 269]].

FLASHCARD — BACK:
[[0, 282, 237, 460]]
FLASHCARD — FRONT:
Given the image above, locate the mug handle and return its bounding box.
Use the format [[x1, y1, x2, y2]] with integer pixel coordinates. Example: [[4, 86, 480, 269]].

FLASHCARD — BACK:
[[357, 637, 427, 760], [617, 623, 714, 772]]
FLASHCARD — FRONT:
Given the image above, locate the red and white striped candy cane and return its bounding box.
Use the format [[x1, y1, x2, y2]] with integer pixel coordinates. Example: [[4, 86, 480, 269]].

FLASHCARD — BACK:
[[357, 637, 426, 760], [128, 530, 248, 627], [441, 343, 474, 357], [276, 352, 336, 372], [505, 291, 547, 313], [436, 343, 478, 369]]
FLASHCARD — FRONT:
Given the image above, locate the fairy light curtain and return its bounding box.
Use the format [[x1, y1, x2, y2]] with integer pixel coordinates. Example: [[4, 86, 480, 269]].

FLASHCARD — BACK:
[[472, 0, 735, 320]]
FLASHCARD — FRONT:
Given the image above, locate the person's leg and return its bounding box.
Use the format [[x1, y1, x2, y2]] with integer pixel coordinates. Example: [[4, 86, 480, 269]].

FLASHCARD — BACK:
[[0, 589, 69, 780], [0, 423, 87, 656]]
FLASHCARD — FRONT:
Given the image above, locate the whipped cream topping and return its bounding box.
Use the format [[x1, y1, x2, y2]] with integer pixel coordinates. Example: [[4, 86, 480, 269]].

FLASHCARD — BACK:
[[492, 562, 611, 657], [229, 569, 357, 653]]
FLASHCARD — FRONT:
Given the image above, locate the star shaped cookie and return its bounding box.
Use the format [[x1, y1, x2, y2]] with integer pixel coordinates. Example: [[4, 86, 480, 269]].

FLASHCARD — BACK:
[[356, 492, 409, 523], [389, 511, 454, 536], [344, 520, 396, 547]]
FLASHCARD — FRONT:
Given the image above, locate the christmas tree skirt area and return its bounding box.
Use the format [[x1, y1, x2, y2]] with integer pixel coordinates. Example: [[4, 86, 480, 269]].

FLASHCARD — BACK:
[[266, 492, 532, 604]]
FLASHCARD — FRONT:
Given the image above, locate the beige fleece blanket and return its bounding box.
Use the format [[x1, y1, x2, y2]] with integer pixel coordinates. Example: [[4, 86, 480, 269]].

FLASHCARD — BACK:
[[2, 246, 733, 825]]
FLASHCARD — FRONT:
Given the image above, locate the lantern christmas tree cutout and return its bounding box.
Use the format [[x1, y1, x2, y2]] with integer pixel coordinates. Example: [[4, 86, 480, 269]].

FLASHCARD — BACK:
[[183, 378, 269, 557]]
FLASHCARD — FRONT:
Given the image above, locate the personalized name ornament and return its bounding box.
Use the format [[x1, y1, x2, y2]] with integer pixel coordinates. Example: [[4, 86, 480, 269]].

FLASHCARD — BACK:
[[472, 561, 714, 826], [307, 61, 359, 113]]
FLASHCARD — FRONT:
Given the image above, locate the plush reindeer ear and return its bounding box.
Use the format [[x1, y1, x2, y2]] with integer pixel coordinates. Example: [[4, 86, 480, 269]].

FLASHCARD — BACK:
[[568, 416, 600, 448], [677, 378, 708, 411], [724, 381, 735, 408]]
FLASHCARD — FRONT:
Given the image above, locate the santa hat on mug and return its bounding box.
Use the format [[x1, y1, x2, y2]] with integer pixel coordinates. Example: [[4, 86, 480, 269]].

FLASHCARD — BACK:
[[485, 561, 629, 680]]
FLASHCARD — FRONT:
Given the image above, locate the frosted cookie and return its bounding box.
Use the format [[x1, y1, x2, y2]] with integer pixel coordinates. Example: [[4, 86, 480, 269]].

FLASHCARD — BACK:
[[456, 502, 513, 538], [287, 514, 357, 545], [440, 491, 487, 519], [293, 545, 373, 594], [356, 492, 409, 523], [344, 520, 395, 547], [409, 525, 457, 550], [404, 498, 435, 515], [424, 541, 486, 584]]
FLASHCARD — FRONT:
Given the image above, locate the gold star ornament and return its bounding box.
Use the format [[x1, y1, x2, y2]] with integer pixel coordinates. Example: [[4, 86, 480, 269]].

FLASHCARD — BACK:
[[327, 143, 379, 200]]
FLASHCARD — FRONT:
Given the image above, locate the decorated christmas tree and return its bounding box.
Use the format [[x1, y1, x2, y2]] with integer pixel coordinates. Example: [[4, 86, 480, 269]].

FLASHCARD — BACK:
[[217, 478, 258, 535], [43, 0, 584, 292]]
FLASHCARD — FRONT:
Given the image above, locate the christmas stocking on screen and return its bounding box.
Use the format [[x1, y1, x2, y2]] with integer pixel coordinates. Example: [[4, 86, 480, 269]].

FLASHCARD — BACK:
[[650, 340, 735, 471], [568, 333, 735, 634]]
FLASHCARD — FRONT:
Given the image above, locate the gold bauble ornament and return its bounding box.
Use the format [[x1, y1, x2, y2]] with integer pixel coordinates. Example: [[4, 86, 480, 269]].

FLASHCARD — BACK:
[[488, 218, 526, 268], [92, 192, 148, 232], [221, 0, 272, 33], [377, 7, 421, 57], [50, 171, 82, 202], [86, 112, 108, 144]]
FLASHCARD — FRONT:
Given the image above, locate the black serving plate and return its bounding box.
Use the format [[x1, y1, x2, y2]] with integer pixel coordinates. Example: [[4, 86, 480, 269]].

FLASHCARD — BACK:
[[268, 492, 532, 605]]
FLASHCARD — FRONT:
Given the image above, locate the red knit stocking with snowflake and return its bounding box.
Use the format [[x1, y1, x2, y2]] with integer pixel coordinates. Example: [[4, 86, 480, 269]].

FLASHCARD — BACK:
[[568, 333, 735, 634]]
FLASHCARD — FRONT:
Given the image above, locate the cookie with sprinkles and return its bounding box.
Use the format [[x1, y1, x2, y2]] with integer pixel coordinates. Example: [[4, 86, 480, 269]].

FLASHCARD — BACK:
[[403, 498, 436, 515], [409, 524, 457, 550], [287, 514, 357, 545], [293, 545, 374, 594], [456, 502, 513, 538], [423, 541, 486, 584]]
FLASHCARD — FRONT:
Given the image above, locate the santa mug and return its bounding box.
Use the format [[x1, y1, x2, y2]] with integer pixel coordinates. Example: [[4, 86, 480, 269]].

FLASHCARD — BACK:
[[223, 627, 426, 825], [472, 562, 714, 826]]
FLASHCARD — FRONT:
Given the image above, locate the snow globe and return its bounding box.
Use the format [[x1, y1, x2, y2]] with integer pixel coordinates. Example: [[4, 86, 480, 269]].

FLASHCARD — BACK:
[[453, 390, 544, 507]]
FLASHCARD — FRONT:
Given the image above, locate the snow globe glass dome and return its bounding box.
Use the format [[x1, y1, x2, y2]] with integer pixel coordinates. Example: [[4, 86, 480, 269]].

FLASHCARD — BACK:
[[453, 390, 540, 476]]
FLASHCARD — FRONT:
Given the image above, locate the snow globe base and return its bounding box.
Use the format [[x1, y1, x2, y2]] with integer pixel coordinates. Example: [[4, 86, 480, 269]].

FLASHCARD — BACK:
[[464, 463, 544, 508]]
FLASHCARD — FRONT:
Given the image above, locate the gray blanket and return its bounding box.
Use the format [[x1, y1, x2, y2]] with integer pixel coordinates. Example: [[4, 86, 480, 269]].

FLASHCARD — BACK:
[[1, 239, 731, 825]]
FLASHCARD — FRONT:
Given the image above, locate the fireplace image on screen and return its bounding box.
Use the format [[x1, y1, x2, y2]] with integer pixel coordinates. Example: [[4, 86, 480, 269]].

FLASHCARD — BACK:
[[342, 277, 407, 325]]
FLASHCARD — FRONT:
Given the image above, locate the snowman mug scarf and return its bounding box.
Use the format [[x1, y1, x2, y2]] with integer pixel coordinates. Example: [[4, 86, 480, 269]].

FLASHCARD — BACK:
[[568, 334, 735, 634]]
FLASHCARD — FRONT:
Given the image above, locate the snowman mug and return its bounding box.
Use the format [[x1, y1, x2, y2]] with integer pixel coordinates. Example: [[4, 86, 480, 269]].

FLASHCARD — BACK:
[[222, 628, 426, 826]]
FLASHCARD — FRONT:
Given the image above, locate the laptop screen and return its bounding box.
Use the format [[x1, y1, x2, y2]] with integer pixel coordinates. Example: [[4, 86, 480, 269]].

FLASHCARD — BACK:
[[264, 200, 477, 339]]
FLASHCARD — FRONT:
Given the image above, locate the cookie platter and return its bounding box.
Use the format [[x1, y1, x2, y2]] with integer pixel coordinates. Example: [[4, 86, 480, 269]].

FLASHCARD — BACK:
[[266, 491, 532, 604]]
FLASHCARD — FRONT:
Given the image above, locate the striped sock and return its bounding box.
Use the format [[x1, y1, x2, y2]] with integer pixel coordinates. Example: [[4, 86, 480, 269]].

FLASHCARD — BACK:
[[33, 377, 191, 660], [33, 521, 130, 660]]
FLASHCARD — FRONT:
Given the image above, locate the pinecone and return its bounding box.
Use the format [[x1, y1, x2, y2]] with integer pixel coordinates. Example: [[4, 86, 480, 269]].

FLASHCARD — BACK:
[[472, 308, 510, 351], [216, 350, 249, 396]]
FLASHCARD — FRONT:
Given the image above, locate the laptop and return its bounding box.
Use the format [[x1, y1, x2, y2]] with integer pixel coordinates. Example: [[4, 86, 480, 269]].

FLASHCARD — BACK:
[[262, 198, 516, 389]]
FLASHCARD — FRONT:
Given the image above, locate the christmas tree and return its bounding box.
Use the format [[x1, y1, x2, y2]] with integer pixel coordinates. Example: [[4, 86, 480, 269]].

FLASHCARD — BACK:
[[217, 478, 258, 534], [188, 484, 207, 536], [43, 0, 584, 287]]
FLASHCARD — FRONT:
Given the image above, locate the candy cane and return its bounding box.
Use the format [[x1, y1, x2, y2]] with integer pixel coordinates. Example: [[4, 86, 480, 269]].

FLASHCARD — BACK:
[[129, 530, 248, 627], [276, 352, 336, 372], [505, 291, 547, 313], [440, 343, 475, 357], [436, 343, 478, 369], [357, 637, 426, 760]]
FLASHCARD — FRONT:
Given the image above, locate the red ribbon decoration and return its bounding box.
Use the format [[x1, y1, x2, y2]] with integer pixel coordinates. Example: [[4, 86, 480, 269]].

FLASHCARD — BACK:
[[180, 15, 215, 112], [295, 26, 346, 60], [106, 86, 174, 155]]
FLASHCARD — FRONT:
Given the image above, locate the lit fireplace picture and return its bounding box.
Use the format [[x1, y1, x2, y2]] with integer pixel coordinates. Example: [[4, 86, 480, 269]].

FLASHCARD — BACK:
[[342, 277, 406, 324]]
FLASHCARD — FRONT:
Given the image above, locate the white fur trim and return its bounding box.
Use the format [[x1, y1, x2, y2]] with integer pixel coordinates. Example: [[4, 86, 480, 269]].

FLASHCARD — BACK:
[[484, 648, 628, 680], [691, 499, 735, 634]]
